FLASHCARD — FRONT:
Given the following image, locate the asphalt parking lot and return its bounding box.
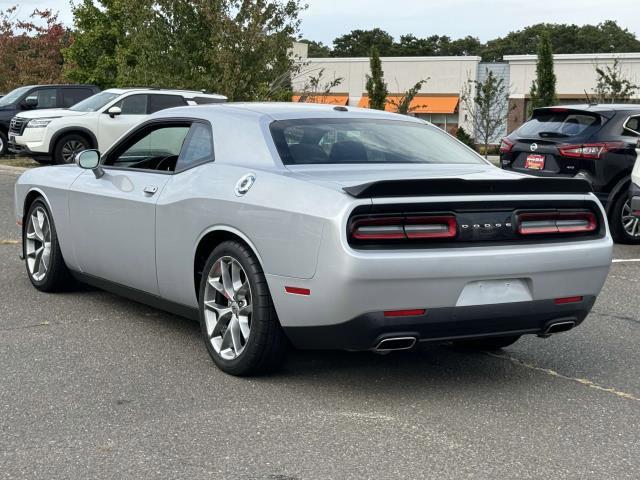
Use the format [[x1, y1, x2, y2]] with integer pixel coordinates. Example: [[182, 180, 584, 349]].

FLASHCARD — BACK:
[[1, 167, 639, 479]]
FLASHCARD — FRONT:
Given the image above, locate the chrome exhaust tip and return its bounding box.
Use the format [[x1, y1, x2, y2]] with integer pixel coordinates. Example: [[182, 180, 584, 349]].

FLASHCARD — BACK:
[[374, 336, 417, 352], [539, 320, 576, 337]]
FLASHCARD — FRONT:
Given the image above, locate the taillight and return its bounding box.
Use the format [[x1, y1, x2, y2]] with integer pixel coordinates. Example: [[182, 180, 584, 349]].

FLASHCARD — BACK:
[[516, 210, 597, 235], [351, 215, 457, 241], [499, 137, 513, 154], [558, 142, 624, 159]]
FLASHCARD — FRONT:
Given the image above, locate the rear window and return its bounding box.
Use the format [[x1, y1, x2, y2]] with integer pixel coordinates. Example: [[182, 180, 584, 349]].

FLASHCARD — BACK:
[[270, 118, 484, 165], [517, 110, 605, 139]]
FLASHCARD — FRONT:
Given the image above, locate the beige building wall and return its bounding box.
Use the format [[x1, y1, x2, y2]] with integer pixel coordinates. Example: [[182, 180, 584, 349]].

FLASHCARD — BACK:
[[293, 56, 482, 133]]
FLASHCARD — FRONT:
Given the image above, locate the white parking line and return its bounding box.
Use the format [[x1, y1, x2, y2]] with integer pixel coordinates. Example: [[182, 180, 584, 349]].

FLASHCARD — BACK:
[[612, 259, 640, 263]]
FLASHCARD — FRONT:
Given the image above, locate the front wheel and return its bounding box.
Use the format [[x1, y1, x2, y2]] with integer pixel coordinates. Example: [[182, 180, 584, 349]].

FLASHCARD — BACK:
[[199, 241, 288, 376], [453, 335, 521, 351], [23, 199, 73, 291], [0, 130, 8, 155], [54, 134, 89, 164], [609, 192, 640, 244]]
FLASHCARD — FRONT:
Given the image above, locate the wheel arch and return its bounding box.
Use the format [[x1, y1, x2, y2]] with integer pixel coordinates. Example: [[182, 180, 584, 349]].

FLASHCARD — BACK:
[[193, 226, 265, 302], [49, 127, 98, 156], [606, 174, 631, 215]]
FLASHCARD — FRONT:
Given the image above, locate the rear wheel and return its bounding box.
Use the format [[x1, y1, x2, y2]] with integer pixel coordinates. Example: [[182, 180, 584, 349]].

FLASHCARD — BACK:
[[23, 199, 73, 292], [199, 241, 288, 376], [609, 191, 640, 244], [54, 133, 90, 164], [453, 335, 521, 351]]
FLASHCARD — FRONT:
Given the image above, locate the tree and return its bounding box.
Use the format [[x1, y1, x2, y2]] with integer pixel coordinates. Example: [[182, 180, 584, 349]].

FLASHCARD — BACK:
[[593, 59, 639, 103], [455, 126, 476, 149], [529, 31, 557, 110], [332, 28, 394, 57], [296, 68, 343, 103], [64, 0, 304, 101], [0, 6, 69, 92], [365, 47, 388, 110], [461, 69, 510, 158], [482, 21, 640, 61], [299, 39, 330, 57], [388, 79, 428, 114]]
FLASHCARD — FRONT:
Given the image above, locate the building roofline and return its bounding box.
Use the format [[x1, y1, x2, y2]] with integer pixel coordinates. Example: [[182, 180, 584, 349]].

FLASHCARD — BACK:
[[298, 55, 482, 63], [505, 52, 640, 62]]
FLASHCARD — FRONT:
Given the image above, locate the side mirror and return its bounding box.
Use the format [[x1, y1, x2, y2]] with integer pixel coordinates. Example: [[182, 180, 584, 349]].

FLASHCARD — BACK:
[[21, 98, 38, 109], [76, 149, 104, 179], [107, 106, 122, 118]]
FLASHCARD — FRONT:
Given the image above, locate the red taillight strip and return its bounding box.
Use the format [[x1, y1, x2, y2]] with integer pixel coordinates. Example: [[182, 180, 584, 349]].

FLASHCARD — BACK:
[[284, 286, 311, 296], [499, 137, 513, 154], [351, 215, 457, 241], [384, 309, 426, 317], [554, 296, 583, 305], [558, 142, 625, 159], [517, 211, 597, 235], [404, 215, 457, 239]]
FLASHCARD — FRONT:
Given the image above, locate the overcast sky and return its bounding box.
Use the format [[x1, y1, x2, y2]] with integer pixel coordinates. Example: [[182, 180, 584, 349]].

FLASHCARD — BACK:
[[4, 0, 640, 45]]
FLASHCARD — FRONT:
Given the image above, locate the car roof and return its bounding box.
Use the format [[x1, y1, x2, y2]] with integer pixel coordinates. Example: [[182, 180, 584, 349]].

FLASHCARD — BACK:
[[19, 84, 98, 89], [152, 102, 426, 122], [103, 87, 226, 99]]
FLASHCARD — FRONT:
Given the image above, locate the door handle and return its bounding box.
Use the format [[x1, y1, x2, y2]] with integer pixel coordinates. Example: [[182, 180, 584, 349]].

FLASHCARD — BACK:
[[143, 186, 158, 195]]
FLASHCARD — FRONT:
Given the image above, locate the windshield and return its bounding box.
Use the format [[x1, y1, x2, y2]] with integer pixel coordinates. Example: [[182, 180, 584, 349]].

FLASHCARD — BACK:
[[69, 91, 121, 112], [517, 110, 605, 139], [0, 86, 32, 107], [270, 118, 484, 165]]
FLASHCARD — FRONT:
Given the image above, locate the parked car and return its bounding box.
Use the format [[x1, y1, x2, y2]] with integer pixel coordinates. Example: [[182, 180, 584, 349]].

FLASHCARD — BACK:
[[500, 104, 640, 244], [630, 141, 640, 227], [14, 104, 613, 376], [0, 84, 99, 155], [8, 88, 226, 164]]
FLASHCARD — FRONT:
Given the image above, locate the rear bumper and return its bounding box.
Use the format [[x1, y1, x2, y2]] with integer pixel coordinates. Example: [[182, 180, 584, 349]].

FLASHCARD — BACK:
[[284, 296, 595, 350]]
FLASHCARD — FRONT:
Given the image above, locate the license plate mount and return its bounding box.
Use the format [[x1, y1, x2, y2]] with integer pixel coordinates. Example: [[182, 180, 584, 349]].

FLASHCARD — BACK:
[[525, 154, 545, 170]]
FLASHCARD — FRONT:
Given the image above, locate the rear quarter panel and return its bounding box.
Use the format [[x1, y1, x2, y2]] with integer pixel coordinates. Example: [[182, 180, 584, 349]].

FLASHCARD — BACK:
[[155, 162, 352, 308]]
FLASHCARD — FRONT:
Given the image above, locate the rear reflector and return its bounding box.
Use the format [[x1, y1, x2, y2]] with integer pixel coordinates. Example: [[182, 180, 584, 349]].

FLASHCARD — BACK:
[[284, 286, 311, 296], [384, 309, 426, 317], [351, 215, 457, 241], [554, 296, 583, 305], [517, 211, 597, 235]]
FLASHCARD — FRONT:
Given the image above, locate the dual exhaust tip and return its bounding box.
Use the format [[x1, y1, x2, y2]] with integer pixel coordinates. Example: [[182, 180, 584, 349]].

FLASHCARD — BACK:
[[375, 319, 577, 351]]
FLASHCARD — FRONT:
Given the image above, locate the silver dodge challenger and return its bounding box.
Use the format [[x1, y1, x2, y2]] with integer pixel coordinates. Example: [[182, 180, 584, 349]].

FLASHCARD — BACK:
[[14, 103, 613, 375]]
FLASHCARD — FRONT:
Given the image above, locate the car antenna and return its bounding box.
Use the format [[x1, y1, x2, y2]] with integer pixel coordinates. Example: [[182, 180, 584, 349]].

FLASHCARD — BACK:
[[584, 89, 596, 105]]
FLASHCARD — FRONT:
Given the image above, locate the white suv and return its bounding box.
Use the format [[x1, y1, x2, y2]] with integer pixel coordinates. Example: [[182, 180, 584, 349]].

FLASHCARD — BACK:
[[9, 88, 226, 164]]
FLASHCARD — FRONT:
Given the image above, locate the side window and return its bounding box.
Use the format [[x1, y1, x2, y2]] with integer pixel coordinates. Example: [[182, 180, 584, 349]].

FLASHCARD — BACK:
[[624, 116, 640, 136], [113, 94, 148, 115], [176, 123, 214, 171], [62, 88, 93, 108], [24, 88, 57, 109], [106, 124, 190, 171], [148, 94, 187, 114]]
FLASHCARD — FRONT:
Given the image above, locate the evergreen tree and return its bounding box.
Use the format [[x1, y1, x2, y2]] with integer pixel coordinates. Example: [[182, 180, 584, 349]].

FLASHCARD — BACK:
[[365, 47, 388, 110], [529, 32, 557, 110]]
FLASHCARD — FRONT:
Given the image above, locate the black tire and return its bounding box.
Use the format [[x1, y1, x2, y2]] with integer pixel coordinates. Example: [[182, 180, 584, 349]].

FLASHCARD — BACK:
[[23, 199, 74, 292], [453, 335, 521, 351], [609, 191, 640, 244], [0, 130, 8, 155], [198, 240, 288, 376], [53, 133, 90, 164]]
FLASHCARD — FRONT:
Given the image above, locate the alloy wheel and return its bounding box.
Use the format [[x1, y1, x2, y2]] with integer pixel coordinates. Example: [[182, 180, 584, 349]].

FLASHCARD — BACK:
[[25, 206, 51, 282], [61, 140, 86, 163], [0, 136, 4, 153], [203, 256, 253, 360], [622, 199, 640, 238]]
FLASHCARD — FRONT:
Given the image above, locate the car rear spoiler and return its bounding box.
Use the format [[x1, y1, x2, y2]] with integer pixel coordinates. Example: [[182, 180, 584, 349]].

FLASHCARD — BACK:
[[342, 177, 593, 198]]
